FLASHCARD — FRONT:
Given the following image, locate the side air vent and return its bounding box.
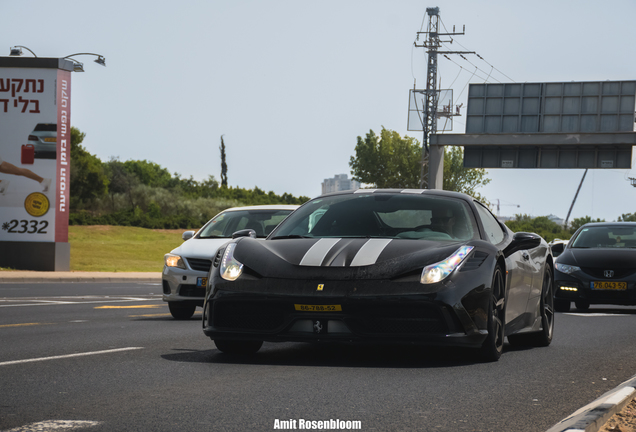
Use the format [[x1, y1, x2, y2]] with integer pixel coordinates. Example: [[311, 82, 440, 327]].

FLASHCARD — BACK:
[[460, 251, 488, 271]]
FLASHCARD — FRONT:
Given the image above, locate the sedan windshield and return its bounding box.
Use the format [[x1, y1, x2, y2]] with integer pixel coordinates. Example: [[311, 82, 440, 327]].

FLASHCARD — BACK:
[[270, 193, 478, 241], [198, 210, 293, 239], [571, 226, 636, 249]]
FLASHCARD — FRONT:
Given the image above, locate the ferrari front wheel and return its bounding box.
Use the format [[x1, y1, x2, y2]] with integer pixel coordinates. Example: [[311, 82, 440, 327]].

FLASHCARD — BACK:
[[214, 339, 263, 355], [479, 265, 505, 362]]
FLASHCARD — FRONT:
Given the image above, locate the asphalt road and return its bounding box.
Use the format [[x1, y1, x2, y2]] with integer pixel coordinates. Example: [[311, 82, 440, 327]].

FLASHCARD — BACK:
[[1, 282, 636, 432]]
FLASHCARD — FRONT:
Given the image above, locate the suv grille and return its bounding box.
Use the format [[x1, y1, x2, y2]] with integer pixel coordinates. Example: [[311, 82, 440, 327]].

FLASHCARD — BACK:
[[186, 258, 212, 272], [582, 268, 636, 279]]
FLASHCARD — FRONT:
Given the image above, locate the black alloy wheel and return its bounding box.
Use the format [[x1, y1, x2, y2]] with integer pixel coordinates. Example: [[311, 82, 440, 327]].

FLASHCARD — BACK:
[[480, 265, 505, 362], [214, 339, 263, 355], [168, 302, 196, 320], [508, 265, 554, 347]]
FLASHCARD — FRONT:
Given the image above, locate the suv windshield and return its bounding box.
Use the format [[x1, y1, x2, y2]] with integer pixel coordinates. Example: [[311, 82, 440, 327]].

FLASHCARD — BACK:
[[571, 226, 636, 249], [271, 193, 478, 241], [198, 210, 293, 239]]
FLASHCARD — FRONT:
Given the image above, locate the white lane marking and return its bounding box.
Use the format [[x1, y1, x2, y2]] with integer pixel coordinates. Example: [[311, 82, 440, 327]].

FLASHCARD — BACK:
[[4, 420, 101, 431], [0, 347, 144, 367], [300, 238, 341, 266], [564, 313, 631, 317], [0, 298, 163, 308], [350, 239, 392, 267]]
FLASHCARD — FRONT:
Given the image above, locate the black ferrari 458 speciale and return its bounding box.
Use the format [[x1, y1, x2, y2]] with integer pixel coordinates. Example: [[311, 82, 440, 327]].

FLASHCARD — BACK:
[[202, 189, 554, 361]]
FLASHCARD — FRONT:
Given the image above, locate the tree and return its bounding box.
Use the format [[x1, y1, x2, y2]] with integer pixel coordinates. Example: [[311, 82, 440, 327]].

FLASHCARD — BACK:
[[349, 128, 422, 188], [349, 128, 491, 200], [443, 146, 491, 205], [220, 135, 228, 187], [569, 216, 605, 233], [618, 213, 636, 222], [505, 214, 571, 243], [70, 127, 109, 209]]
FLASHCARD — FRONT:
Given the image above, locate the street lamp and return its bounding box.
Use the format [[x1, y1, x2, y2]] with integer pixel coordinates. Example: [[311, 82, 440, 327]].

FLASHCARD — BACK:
[[63, 53, 106, 67], [8, 47, 106, 72], [9, 46, 38, 57]]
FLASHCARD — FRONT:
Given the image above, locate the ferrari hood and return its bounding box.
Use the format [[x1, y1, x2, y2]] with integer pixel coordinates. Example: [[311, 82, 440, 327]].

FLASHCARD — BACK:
[[232, 237, 472, 279]]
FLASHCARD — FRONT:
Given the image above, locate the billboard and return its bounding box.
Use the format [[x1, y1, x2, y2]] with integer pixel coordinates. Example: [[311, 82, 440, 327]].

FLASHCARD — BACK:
[[407, 89, 455, 132], [465, 81, 636, 134], [0, 58, 72, 270]]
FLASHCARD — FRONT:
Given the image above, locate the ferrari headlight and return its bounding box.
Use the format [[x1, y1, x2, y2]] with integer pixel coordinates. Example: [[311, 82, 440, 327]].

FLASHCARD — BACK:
[[555, 263, 580, 275], [164, 253, 185, 269], [421, 245, 474, 284], [220, 243, 243, 281]]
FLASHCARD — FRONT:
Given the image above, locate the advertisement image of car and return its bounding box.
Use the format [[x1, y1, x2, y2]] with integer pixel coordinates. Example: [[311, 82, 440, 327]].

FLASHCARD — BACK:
[[28, 123, 57, 159], [162, 205, 298, 319]]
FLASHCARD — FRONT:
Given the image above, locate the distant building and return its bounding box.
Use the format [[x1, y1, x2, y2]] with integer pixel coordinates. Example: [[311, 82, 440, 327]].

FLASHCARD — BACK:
[[547, 214, 565, 227], [321, 174, 360, 194]]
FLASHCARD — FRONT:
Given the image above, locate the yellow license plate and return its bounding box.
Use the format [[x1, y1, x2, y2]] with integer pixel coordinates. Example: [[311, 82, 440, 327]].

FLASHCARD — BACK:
[[294, 304, 342, 312], [44, 137, 57, 142], [592, 281, 627, 290], [196, 277, 208, 287]]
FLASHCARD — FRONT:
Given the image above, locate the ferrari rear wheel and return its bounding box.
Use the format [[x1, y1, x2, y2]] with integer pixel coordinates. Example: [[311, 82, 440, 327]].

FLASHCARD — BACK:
[[508, 265, 554, 347], [479, 265, 505, 362], [214, 339, 263, 355], [168, 302, 196, 320]]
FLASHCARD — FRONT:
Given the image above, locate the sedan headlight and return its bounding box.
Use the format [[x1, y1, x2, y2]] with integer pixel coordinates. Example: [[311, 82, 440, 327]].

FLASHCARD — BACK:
[[164, 253, 185, 269], [555, 263, 580, 275], [421, 246, 474, 284], [220, 243, 243, 281]]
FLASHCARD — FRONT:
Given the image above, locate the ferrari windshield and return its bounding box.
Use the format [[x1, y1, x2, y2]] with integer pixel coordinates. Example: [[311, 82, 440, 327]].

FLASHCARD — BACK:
[[571, 226, 636, 248], [198, 209, 293, 239], [270, 193, 478, 241]]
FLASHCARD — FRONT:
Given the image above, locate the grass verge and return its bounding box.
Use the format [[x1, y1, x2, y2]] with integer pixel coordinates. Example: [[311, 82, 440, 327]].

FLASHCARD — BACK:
[[68, 225, 188, 272]]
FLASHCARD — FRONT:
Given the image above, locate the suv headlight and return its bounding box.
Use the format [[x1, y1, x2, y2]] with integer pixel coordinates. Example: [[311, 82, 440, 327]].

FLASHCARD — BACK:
[[421, 246, 474, 284], [220, 243, 243, 281], [164, 253, 185, 269], [555, 263, 580, 275]]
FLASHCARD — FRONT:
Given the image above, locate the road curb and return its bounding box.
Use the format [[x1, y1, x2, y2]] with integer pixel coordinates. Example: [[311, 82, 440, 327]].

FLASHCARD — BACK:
[[546, 375, 636, 432]]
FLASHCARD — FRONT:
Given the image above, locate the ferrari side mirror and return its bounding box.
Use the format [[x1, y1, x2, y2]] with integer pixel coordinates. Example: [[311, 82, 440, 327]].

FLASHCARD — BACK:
[[504, 232, 542, 257]]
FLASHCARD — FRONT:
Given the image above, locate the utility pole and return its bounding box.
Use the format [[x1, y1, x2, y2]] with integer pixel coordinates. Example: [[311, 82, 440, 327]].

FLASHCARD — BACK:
[[414, 7, 473, 189], [564, 169, 588, 229]]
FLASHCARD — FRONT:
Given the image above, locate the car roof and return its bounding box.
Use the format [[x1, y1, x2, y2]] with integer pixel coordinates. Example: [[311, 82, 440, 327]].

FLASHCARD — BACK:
[[315, 188, 476, 203], [317, 189, 474, 200], [221, 205, 299, 213], [579, 222, 636, 228]]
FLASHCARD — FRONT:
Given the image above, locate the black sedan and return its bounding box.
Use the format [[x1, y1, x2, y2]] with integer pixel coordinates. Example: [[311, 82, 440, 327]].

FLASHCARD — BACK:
[[203, 189, 554, 361], [554, 222, 636, 312]]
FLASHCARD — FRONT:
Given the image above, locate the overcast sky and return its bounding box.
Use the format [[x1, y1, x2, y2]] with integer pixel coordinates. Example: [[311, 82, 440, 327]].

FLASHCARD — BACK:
[[3, 0, 635, 221]]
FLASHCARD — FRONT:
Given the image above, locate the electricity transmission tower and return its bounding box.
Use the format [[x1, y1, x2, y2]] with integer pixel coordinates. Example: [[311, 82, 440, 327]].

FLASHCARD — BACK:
[[414, 7, 473, 188]]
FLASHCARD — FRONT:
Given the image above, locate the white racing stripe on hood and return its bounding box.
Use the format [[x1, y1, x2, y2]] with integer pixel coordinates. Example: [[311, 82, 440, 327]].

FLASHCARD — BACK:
[[299, 238, 341, 266], [350, 239, 392, 267]]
